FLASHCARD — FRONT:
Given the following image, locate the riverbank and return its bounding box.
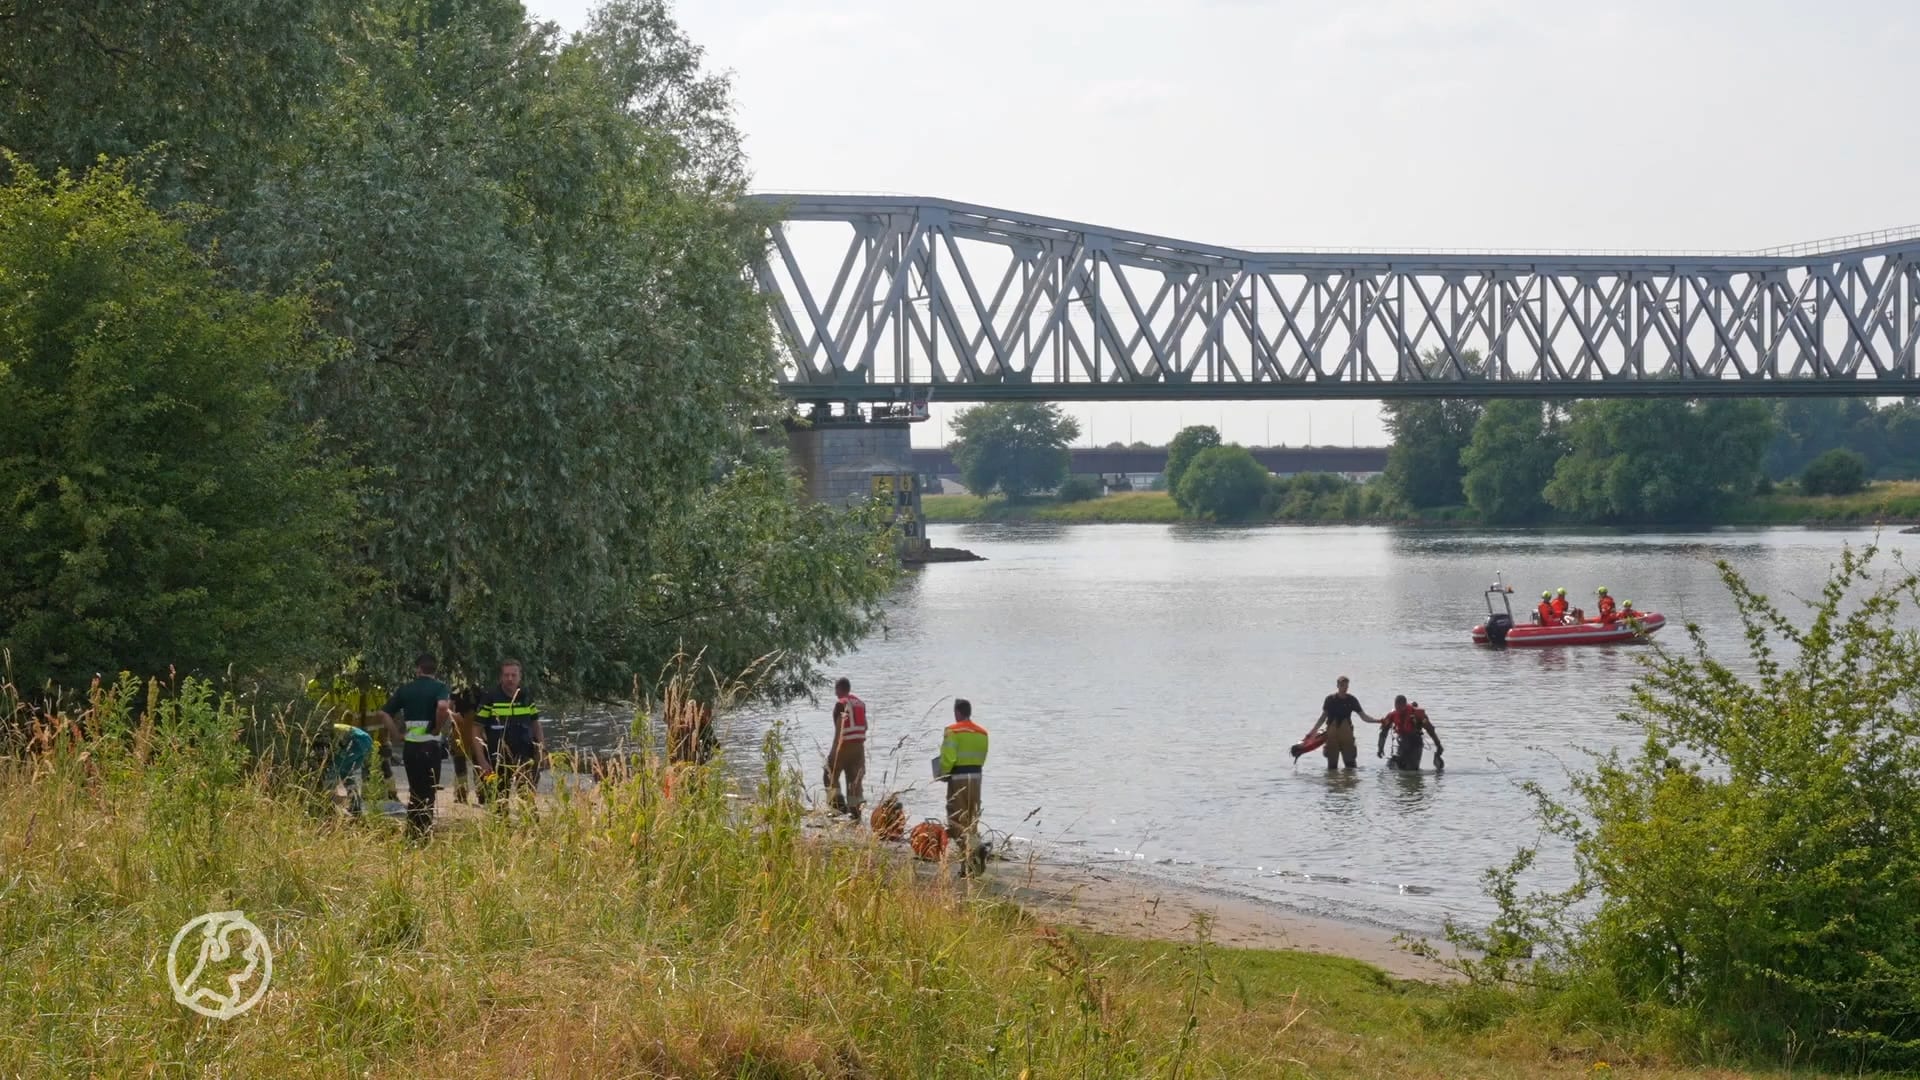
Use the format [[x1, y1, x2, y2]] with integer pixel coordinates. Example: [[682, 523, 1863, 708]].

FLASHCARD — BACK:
[[407, 775, 1448, 981], [923, 483, 1920, 527], [5, 738, 1836, 1078]]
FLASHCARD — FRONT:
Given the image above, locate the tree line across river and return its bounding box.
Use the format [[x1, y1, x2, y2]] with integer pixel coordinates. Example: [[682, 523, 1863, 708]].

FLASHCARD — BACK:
[[941, 367, 1920, 524]]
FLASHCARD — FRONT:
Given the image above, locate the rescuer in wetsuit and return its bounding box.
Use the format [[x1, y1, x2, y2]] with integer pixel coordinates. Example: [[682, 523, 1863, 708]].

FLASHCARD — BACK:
[[1378, 695, 1444, 771]]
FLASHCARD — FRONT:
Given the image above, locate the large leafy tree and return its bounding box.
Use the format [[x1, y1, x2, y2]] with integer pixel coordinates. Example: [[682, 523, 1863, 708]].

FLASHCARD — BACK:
[[1544, 399, 1773, 523], [1175, 446, 1271, 522], [0, 163, 356, 692], [1381, 350, 1485, 509], [1460, 400, 1565, 524], [215, 0, 890, 698], [2, 0, 897, 702], [1164, 425, 1221, 511], [0, 0, 352, 205], [950, 403, 1079, 500]]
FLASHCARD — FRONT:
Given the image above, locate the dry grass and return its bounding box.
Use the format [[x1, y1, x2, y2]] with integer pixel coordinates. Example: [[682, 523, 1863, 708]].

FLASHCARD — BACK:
[[0, 677, 1870, 1077]]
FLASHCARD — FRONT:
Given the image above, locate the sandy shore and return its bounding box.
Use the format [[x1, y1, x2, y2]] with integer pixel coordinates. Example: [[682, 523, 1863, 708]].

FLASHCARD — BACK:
[[984, 855, 1456, 982]]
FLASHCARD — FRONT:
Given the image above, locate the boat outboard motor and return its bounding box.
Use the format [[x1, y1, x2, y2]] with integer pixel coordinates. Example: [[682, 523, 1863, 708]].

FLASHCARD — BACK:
[[1485, 612, 1514, 645]]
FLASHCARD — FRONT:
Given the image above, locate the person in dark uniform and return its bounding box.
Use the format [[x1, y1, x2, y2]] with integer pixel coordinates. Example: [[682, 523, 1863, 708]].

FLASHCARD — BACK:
[[1303, 675, 1376, 771], [474, 658, 544, 808], [376, 653, 453, 835]]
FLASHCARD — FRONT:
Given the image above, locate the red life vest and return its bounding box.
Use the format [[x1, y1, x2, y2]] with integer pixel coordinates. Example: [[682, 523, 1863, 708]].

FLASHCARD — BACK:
[[1550, 596, 1569, 619], [1597, 596, 1618, 620], [1536, 602, 1554, 623], [836, 693, 867, 743], [1386, 705, 1426, 736]]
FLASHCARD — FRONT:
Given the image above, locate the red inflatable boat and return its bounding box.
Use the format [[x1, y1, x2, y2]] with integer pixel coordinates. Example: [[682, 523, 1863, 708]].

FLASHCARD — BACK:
[[1471, 576, 1666, 647]]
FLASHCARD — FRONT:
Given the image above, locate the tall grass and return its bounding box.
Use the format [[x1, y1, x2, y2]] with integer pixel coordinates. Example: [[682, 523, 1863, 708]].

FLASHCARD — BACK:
[[0, 671, 1203, 1077], [2, 671, 1859, 1077]]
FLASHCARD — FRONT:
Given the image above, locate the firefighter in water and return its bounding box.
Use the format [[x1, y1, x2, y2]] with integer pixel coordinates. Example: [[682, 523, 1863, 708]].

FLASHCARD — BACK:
[[1378, 695, 1445, 771]]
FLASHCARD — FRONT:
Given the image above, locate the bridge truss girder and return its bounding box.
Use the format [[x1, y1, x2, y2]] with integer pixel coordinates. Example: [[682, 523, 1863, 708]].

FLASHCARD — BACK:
[[749, 195, 1920, 401]]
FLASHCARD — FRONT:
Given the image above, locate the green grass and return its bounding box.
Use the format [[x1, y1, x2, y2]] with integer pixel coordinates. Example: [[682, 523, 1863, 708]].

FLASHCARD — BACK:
[[923, 491, 1185, 523], [0, 680, 1873, 1077], [1728, 480, 1920, 525]]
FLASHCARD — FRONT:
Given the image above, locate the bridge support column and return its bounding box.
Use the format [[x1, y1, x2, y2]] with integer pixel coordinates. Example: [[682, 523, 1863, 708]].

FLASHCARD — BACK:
[[787, 417, 928, 558]]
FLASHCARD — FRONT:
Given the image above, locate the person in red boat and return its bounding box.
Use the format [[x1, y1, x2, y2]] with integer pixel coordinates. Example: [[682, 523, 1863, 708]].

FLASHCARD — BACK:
[[1595, 586, 1618, 623]]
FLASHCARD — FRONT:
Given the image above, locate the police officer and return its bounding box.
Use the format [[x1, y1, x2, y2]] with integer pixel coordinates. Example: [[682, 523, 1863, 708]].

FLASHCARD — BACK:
[[474, 658, 544, 808]]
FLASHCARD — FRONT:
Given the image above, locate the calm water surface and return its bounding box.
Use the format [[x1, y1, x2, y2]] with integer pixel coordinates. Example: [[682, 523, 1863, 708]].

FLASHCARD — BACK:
[[552, 523, 1898, 935]]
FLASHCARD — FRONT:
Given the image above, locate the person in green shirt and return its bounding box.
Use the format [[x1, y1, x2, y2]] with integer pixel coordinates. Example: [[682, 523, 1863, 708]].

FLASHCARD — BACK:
[[377, 652, 453, 835]]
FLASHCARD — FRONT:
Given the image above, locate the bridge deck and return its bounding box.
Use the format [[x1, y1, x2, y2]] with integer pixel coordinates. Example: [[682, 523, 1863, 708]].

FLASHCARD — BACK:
[[752, 195, 1920, 402]]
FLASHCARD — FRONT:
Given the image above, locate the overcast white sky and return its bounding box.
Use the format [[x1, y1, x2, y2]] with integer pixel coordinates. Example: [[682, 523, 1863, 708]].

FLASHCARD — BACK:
[[524, 0, 1920, 447]]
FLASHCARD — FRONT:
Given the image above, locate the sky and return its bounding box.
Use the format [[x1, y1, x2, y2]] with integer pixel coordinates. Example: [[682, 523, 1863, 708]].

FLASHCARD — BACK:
[[523, 0, 1920, 447]]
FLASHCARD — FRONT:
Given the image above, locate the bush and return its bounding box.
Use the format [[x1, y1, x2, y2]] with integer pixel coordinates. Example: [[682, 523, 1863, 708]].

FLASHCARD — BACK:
[[0, 162, 356, 691], [1053, 475, 1102, 503], [1753, 474, 1774, 495], [1176, 446, 1270, 521], [1799, 447, 1868, 495], [1434, 547, 1920, 1069]]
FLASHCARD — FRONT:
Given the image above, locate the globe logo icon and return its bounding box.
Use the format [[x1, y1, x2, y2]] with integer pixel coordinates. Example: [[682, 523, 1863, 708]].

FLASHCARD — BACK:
[[167, 910, 273, 1020]]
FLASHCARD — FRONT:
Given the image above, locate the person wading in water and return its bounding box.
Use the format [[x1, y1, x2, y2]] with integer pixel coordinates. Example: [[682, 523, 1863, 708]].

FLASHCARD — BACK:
[[1378, 694, 1445, 771], [1302, 675, 1376, 771]]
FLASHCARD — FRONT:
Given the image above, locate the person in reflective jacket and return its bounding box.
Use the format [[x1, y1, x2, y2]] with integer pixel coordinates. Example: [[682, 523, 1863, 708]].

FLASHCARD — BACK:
[[937, 698, 989, 872]]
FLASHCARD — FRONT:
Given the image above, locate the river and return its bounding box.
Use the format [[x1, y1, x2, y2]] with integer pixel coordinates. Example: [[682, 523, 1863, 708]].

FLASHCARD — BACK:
[[552, 523, 1899, 938]]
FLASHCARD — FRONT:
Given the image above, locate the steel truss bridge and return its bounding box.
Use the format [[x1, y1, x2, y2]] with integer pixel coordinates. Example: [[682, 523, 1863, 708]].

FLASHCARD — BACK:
[[749, 194, 1920, 402]]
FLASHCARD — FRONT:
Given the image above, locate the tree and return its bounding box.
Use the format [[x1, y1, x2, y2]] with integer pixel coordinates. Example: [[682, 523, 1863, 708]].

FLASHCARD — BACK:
[[1175, 446, 1271, 521], [0, 0, 354, 206], [1763, 398, 1874, 479], [950, 403, 1078, 500], [1460, 400, 1565, 524], [606, 464, 896, 702], [1544, 399, 1773, 523], [1381, 350, 1485, 508], [1165, 425, 1221, 510], [204, 0, 895, 699], [0, 162, 356, 692], [1800, 447, 1868, 496]]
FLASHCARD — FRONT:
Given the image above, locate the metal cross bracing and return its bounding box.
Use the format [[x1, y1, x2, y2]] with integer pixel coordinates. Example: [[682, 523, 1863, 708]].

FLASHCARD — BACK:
[[748, 194, 1920, 402]]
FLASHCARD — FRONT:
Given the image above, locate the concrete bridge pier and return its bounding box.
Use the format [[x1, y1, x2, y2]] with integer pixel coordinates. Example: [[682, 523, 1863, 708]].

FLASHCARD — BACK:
[[786, 411, 928, 558]]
